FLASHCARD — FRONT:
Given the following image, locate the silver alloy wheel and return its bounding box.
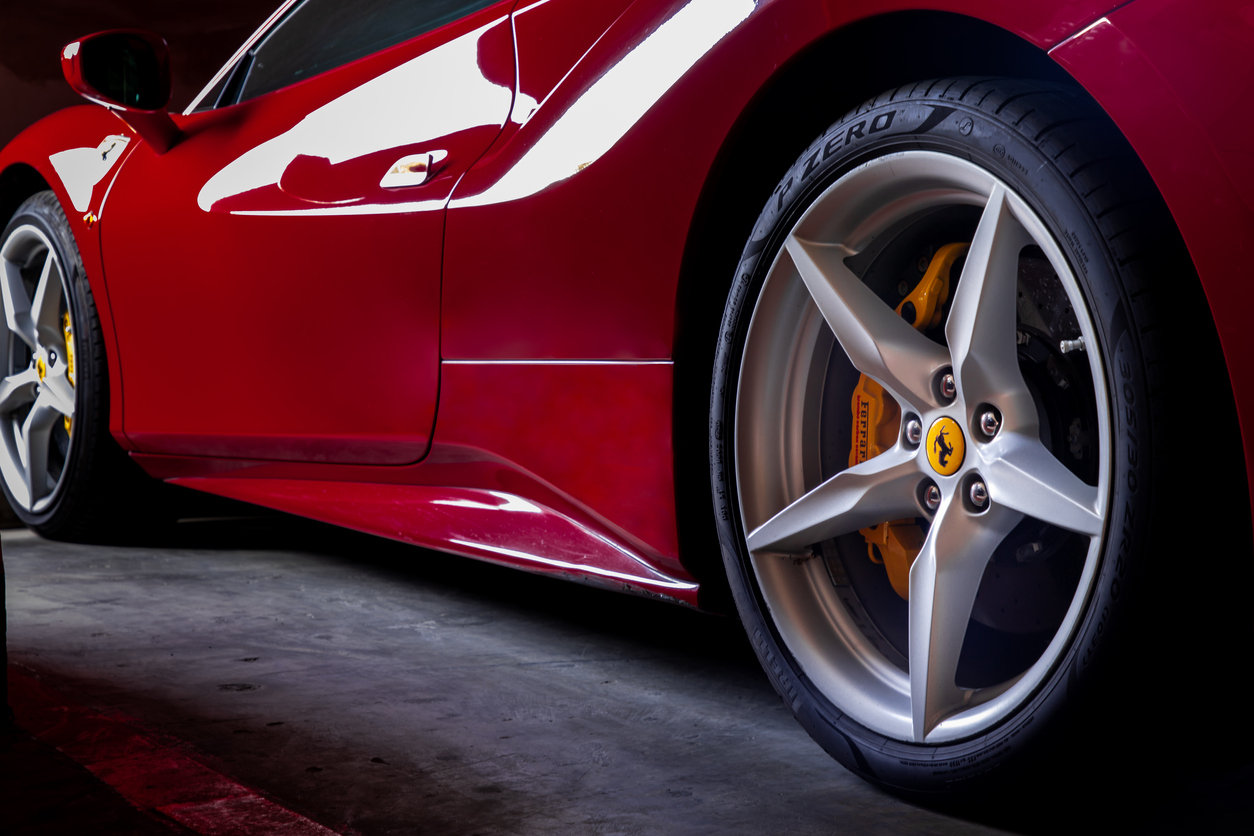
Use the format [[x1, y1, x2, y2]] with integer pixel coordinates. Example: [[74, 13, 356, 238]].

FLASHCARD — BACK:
[[735, 151, 1110, 744], [0, 224, 77, 512]]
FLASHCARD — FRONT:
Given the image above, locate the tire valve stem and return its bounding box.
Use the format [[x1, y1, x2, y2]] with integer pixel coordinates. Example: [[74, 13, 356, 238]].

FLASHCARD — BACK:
[[1060, 337, 1085, 354]]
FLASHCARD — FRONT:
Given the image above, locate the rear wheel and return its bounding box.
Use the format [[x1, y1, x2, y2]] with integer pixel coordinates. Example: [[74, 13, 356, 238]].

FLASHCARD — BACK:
[[711, 79, 1171, 792]]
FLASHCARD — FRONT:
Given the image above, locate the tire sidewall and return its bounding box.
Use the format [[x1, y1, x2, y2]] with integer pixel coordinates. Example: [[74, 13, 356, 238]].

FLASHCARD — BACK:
[[710, 91, 1151, 792], [0, 192, 103, 528]]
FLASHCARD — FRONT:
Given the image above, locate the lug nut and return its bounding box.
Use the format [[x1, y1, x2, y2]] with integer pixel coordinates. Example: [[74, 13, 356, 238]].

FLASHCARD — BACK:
[[905, 418, 922, 445], [979, 410, 1000, 438], [940, 372, 957, 400], [969, 480, 989, 509], [925, 485, 941, 511]]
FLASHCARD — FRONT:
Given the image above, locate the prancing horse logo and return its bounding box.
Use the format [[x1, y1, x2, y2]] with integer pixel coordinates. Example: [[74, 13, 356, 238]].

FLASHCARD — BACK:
[[925, 417, 964, 476], [933, 426, 954, 468]]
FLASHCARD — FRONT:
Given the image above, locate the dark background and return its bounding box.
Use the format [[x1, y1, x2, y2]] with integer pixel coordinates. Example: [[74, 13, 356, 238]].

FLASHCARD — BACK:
[[0, 1, 276, 148]]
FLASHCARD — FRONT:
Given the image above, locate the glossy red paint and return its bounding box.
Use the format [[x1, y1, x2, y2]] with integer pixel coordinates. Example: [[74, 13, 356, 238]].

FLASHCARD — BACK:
[[441, 0, 1129, 361], [511, 0, 634, 119], [1049, 0, 1254, 520], [60, 30, 172, 110], [0, 104, 139, 447], [59, 29, 181, 154], [1, 0, 1250, 602], [130, 360, 689, 596], [435, 361, 681, 568], [169, 476, 699, 604], [102, 2, 515, 464]]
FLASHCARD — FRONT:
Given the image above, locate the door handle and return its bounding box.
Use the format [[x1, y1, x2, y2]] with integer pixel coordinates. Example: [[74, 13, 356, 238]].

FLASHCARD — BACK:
[[380, 150, 448, 188]]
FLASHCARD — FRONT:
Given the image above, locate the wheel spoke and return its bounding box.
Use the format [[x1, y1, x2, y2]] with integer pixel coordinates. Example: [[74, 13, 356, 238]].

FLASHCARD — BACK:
[[30, 252, 65, 351], [21, 395, 59, 504], [909, 496, 1023, 741], [39, 369, 75, 419], [0, 368, 39, 414], [983, 433, 1104, 536], [945, 186, 1037, 430], [786, 236, 951, 412], [747, 446, 921, 553], [1, 250, 39, 350]]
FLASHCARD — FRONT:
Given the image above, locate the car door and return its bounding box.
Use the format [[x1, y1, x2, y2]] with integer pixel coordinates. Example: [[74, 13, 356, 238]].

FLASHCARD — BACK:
[[100, 0, 516, 464]]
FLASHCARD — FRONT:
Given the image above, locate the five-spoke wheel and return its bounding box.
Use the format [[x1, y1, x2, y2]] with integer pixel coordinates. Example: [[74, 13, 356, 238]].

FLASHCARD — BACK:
[[0, 220, 79, 512], [737, 151, 1108, 743], [0, 190, 138, 540], [713, 79, 1164, 791]]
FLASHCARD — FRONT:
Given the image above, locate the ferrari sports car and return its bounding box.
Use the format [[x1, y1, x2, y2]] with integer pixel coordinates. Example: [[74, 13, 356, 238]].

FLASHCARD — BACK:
[[1, 0, 1250, 794]]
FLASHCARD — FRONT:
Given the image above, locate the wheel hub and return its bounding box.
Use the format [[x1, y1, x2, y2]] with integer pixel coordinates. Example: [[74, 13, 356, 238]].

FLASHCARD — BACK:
[[924, 416, 964, 476]]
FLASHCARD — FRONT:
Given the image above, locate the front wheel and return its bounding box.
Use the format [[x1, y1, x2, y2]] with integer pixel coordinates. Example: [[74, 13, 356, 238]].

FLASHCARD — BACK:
[[711, 79, 1175, 792], [0, 191, 151, 540]]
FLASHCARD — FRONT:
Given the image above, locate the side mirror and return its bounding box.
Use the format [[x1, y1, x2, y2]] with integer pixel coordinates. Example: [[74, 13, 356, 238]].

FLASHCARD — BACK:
[[61, 31, 180, 154]]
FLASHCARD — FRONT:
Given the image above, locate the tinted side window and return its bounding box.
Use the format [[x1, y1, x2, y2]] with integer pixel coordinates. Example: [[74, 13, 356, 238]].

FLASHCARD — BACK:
[[238, 0, 502, 102]]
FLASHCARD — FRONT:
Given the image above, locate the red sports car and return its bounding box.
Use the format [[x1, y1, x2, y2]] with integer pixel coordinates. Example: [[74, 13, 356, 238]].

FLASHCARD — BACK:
[[2, 0, 1249, 794]]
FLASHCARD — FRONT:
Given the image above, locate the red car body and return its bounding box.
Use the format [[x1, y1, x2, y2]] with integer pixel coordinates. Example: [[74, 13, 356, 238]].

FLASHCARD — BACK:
[[0, 0, 1249, 609]]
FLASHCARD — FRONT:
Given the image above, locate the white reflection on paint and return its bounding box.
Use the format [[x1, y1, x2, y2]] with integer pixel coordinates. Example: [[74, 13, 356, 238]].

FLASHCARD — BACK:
[[197, 18, 513, 214], [433, 491, 544, 513], [455, 0, 754, 208], [228, 199, 447, 218], [510, 91, 540, 124], [49, 135, 130, 212], [451, 540, 699, 590], [437, 489, 698, 591]]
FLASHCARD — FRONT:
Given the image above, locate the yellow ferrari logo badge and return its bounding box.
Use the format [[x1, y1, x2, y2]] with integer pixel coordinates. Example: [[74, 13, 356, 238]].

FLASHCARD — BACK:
[[926, 417, 964, 476]]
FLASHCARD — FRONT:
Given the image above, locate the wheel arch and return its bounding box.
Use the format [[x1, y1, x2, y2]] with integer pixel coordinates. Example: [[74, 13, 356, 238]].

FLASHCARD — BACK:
[[0, 163, 53, 234], [671, 8, 1248, 610], [0, 104, 140, 452]]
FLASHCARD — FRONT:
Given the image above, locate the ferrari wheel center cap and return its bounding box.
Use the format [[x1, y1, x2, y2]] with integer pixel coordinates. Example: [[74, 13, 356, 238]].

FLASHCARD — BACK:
[[925, 417, 965, 476]]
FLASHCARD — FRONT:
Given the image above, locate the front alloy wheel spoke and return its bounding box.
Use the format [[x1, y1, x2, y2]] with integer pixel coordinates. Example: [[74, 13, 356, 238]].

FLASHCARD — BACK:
[[30, 252, 65, 350], [0, 368, 39, 414], [909, 497, 1023, 741], [786, 236, 951, 412], [1, 250, 39, 349], [983, 434, 1104, 536], [945, 186, 1037, 429], [747, 447, 921, 553], [21, 396, 58, 504], [39, 370, 75, 419]]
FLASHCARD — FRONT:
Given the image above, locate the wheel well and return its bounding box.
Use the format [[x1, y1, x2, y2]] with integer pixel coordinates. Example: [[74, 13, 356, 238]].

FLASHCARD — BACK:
[[674, 10, 1133, 611], [0, 164, 52, 232]]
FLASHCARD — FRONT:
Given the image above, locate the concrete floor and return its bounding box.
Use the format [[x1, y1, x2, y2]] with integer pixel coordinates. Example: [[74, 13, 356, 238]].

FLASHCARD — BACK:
[[3, 515, 1250, 835]]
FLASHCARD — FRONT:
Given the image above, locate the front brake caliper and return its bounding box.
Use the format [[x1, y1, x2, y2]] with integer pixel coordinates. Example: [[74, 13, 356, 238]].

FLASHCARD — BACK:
[[62, 311, 75, 436], [850, 242, 968, 599]]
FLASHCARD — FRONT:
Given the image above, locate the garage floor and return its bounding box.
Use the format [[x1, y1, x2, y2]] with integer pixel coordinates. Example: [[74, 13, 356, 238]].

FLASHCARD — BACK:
[[3, 516, 1250, 835]]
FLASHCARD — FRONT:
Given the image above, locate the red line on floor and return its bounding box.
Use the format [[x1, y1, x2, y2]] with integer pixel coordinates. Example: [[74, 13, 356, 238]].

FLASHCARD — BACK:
[[7, 665, 340, 836]]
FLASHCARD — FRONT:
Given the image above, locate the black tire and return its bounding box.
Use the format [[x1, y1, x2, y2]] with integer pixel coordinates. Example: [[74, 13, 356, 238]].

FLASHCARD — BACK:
[[0, 191, 157, 541], [710, 78, 1190, 794]]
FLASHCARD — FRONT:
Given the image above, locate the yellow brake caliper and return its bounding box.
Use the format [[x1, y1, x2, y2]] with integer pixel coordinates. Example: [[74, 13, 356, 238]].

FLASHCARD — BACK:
[[850, 242, 968, 599], [62, 311, 75, 435]]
